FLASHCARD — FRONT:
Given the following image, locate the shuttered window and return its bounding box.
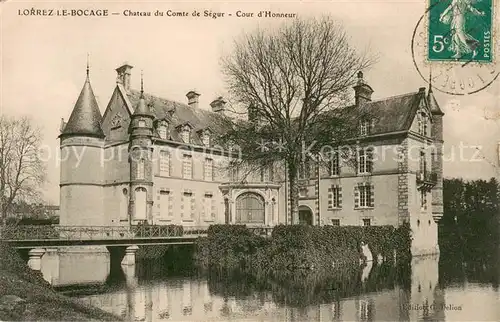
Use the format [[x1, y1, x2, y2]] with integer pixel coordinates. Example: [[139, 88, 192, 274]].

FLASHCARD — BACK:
[[328, 185, 342, 209], [358, 148, 374, 174], [159, 151, 170, 177], [329, 152, 340, 176], [355, 183, 374, 208], [182, 154, 193, 179], [204, 158, 213, 181]]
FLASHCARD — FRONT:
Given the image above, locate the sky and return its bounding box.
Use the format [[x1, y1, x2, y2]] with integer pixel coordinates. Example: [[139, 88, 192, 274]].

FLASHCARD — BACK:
[[1, 0, 499, 205]]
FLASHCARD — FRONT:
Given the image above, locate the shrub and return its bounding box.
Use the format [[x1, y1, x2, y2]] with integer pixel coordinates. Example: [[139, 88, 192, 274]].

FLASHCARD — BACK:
[[195, 223, 412, 273]]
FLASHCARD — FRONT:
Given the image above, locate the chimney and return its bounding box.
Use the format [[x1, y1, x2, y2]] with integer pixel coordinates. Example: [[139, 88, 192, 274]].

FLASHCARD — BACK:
[[186, 90, 200, 109], [210, 96, 226, 114], [353, 71, 374, 105], [115, 63, 133, 92]]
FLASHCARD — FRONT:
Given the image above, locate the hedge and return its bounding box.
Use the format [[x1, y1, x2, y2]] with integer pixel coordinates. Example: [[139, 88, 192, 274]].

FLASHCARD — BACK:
[[194, 223, 412, 273]]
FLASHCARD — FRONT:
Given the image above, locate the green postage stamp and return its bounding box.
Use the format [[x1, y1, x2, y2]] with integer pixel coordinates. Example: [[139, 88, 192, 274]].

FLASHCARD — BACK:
[[428, 0, 493, 62]]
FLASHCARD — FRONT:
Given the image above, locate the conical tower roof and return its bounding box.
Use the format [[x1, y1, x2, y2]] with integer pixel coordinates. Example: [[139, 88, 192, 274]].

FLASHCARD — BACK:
[[133, 72, 154, 117], [61, 65, 105, 138], [428, 87, 444, 116]]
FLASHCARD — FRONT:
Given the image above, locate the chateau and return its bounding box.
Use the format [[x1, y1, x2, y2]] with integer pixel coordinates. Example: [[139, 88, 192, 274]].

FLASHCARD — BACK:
[[59, 63, 444, 255]]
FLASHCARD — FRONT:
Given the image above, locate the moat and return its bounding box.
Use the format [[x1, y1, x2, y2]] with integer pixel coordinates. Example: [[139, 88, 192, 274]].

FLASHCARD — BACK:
[[38, 246, 498, 321]]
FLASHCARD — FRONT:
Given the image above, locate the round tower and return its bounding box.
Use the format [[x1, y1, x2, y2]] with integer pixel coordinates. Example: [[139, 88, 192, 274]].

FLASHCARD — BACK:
[[59, 62, 105, 226], [128, 74, 155, 225], [429, 87, 444, 223]]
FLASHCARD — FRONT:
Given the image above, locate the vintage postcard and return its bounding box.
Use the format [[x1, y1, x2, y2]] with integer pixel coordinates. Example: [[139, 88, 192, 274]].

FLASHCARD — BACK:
[[0, 0, 499, 321]]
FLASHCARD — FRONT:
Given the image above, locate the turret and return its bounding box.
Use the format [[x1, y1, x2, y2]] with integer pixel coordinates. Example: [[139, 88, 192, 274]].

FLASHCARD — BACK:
[[59, 60, 105, 226], [128, 73, 155, 224], [428, 86, 444, 223]]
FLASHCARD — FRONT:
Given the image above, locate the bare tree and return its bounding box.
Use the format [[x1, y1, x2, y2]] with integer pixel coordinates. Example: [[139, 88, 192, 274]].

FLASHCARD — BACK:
[[217, 16, 375, 224], [0, 115, 46, 226]]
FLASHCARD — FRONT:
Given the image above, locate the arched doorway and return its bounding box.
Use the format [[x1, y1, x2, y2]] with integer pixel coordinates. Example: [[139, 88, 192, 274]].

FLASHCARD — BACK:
[[298, 205, 313, 225], [236, 192, 265, 224]]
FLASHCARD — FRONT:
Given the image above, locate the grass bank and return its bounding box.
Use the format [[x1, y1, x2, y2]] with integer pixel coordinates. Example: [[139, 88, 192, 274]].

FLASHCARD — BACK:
[[0, 243, 121, 321]]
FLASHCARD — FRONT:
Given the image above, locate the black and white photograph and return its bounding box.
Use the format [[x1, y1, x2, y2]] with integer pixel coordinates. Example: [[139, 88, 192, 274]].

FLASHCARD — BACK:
[[0, 0, 499, 321]]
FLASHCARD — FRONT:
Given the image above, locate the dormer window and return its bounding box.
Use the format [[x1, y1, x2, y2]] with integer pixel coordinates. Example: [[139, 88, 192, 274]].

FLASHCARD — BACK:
[[202, 130, 211, 146], [360, 120, 372, 136], [157, 121, 168, 139], [181, 125, 191, 143], [418, 111, 428, 136]]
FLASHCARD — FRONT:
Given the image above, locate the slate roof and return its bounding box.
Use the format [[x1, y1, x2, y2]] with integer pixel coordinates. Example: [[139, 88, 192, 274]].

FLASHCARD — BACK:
[[127, 89, 222, 144], [133, 91, 154, 117], [427, 89, 444, 115], [358, 91, 423, 134], [61, 75, 105, 138], [124, 87, 437, 142]]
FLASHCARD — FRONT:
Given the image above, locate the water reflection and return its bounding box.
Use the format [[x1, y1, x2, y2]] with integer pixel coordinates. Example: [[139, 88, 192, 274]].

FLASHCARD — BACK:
[[40, 248, 499, 321]]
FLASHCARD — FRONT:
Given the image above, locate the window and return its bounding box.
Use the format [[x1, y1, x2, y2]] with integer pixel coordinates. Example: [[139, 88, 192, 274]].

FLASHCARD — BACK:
[[360, 120, 371, 136], [357, 148, 373, 174], [138, 120, 146, 128], [203, 193, 215, 221], [202, 131, 210, 146], [159, 151, 170, 177], [204, 158, 213, 181], [137, 159, 145, 179], [421, 190, 427, 211], [181, 126, 191, 143], [419, 150, 427, 175], [418, 112, 428, 136], [134, 187, 147, 221], [331, 219, 340, 226], [121, 188, 128, 221], [329, 151, 340, 176], [328, 185, 342, 209], [181, 191, 195, 220], [355, 184, 374, 208], [159, 190, 170, 220], [158, 123, 167, 139], [182, 154, 192, 179], [363, 218, 371, 226]]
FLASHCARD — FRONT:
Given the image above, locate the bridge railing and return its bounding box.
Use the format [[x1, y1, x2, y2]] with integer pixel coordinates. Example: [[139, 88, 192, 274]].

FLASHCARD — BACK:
[[0, 225, 273, 241]]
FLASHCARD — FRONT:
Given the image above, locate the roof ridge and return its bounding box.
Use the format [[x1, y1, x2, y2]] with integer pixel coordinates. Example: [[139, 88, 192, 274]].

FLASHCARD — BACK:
[[129, 88, 193, 109], [367, 91, 419, 104]]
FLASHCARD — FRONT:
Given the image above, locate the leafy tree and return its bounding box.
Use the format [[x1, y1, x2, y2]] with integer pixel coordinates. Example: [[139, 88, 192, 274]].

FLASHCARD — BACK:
[[441, 177, 499, 259], [217, 16, 375, 223]]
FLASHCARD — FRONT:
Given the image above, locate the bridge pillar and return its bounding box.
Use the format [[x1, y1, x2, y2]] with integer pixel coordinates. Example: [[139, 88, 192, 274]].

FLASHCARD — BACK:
[[122, 245, 139, 266], [28, 248, 46, 271]]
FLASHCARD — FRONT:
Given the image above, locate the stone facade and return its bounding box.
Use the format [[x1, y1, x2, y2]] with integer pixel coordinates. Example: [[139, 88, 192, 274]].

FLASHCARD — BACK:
[[59, 63, 444, 255]]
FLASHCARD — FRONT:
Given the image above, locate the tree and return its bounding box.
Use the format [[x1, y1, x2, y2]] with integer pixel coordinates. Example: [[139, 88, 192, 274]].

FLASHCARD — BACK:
[[0, 115, 46, 226], [217, 16, 375, 223]]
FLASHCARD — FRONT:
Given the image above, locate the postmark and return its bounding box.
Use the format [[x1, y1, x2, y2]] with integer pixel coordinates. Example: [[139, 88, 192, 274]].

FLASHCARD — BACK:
[[412, 0, 500, 95]]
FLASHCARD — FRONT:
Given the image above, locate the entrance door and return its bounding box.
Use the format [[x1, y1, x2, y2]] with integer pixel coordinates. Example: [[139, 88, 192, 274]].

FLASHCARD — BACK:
[[298, 206, 313, 225], [236, 192, 265, 224]]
